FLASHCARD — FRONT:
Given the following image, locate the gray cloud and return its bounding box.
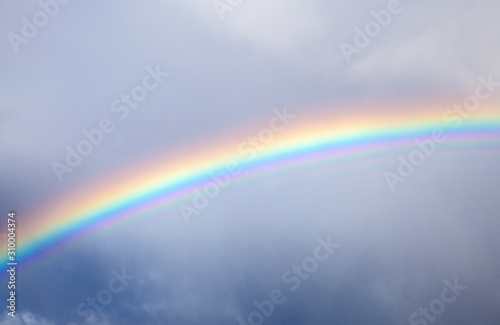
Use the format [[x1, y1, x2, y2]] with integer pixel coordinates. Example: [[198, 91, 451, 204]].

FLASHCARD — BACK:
[[1, 0, 500, 324]]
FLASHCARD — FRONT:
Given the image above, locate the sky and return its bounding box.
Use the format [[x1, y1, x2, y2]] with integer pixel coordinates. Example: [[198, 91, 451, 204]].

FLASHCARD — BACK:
[[1, 0, 500, 324]]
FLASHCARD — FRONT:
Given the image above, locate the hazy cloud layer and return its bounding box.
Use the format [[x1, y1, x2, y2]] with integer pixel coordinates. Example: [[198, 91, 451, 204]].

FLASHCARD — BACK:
[[1, 0, 499, 324]]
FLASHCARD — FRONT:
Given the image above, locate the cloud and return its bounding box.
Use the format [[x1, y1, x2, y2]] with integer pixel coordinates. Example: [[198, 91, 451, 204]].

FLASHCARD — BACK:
[[1, 0, 500, 324], [0, 312, 55, 325]]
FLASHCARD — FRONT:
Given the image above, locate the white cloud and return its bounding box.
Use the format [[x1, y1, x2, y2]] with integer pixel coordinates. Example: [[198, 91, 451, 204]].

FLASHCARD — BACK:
[[0, 312, 55, 325], [185, 0, 334, 73]]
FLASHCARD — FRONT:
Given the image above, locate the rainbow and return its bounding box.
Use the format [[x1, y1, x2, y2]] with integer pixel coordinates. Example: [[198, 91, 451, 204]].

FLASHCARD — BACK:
[[2, 102, 499, 276]]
